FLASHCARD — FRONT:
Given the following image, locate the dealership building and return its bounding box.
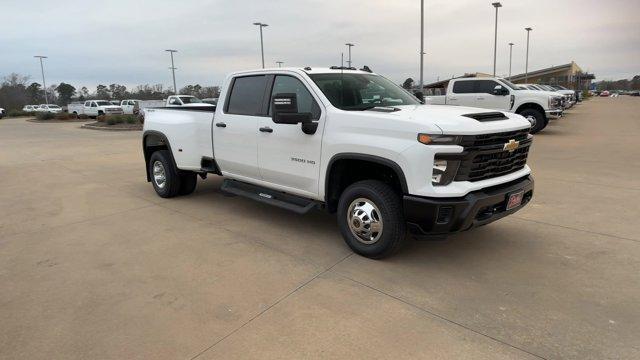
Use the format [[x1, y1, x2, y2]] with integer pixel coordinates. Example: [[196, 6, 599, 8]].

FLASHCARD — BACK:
[[422, 61, 594, 95]]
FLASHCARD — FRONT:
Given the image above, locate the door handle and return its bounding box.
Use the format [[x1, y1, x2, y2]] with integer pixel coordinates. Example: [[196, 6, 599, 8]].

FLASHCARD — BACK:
[[477, 97, 485, 100], [215, 122, 226, 127], [449, 97, 457, 101], [259, 126, 273, 133]]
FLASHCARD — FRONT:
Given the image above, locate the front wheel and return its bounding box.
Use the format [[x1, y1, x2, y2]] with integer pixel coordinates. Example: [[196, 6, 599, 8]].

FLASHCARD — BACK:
[[518, 108, 547, 134], [337, 180, 406, 259]]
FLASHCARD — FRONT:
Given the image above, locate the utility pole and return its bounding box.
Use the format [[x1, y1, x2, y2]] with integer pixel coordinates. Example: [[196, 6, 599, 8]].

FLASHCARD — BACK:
[[276, 61, 284, 68], [165, 49, 178, 94], [525, 27, 532, 82], [492, 2, 502, 76], [341, 52, 344, 68], [34, 55, 48, 104], [253, 22, 268, 68], [508, 42, 514, 78], [345, 43, 355, 68], [419, 0, 424, 91]]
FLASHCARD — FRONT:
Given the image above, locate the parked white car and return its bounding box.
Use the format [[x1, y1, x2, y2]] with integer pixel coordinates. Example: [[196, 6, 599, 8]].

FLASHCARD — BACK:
[[82, 100, 124, 117], [0, 107, 5, 118], [165, 95, 215, 108], [143, 67, 534, 259], [424, 77, 563, 133], [22, 105, 39, 112], [36, 104, 63, 113]]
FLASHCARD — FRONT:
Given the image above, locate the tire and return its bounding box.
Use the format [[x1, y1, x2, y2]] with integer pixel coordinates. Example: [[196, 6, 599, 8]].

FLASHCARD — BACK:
[[518, 108, 547, 134], [148, 150, 181, 198], [178, 172, 197, 195], [337, 180, 406, 259]]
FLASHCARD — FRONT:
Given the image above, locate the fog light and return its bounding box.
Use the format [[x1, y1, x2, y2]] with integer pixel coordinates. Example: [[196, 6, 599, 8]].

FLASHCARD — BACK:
[[432, 159, 448, 184]]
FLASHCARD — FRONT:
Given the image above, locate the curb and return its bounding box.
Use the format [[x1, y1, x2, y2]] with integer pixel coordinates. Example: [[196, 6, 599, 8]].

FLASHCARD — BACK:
[[27, 118, 90, 123], [81, 122, 142, 131]]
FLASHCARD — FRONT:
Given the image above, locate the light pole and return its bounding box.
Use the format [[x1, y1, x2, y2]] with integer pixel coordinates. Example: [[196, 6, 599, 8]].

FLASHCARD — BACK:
[[253, 22, 268, 68], [165, 49, 178, 94], [345, 43, 355, 68], [419, 0, 424, 91], [492, 2, 502, 77], [508, 42, 514, 78], [276, 61, 284, 68], [525, 27, 532, 82], [34, 55, 48, 104]]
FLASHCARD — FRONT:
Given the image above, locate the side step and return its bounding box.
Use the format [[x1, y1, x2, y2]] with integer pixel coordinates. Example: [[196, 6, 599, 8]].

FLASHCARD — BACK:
[[221, 179, 317, 214]]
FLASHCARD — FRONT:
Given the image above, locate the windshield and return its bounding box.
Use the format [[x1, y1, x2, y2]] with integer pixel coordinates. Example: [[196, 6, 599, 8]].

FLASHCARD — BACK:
[[499, 79, 521, 90], [95, 101, 112, 106], [48, 105, 60, 108], [179, 96, 202, 104], [309, 73, 420, 110], [551, 85, 567, 90]]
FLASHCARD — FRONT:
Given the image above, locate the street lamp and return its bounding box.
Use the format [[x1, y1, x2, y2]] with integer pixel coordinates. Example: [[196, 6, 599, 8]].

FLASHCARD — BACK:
[[492, 2, 502, 77], [253, 22, 269, 68], [276, 61, 284, 68], [419, 0, 425, 91], [34, 55, 48, 104], [508, 42, 514, 78], [345, 43, 355, 68], [165, 49, 178, 95], [525, 27, 532, 82]]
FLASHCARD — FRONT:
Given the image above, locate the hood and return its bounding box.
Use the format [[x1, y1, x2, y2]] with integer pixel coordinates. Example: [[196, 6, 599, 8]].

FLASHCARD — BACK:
[[391, 104, 531, 135]]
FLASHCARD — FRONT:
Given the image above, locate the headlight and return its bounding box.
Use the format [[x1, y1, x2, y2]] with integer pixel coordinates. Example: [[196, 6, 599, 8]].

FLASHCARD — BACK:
[[548, 96, 561, 109], [417, 134, 461, 145], [431, 158, 460, 186]]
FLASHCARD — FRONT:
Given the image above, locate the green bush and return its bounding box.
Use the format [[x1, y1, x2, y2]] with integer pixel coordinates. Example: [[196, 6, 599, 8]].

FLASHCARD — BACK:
[[103, 114, 138, 125], [36, 112, 55, 120], [78, 114, 89, 119]]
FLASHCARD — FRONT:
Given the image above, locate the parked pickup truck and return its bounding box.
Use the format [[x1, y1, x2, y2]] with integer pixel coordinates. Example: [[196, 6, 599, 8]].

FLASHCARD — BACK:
[[166, 95, 216, 108], [68, 100, 124, 117], [424, 77, 563, 133], [143, 67, 535, 258]]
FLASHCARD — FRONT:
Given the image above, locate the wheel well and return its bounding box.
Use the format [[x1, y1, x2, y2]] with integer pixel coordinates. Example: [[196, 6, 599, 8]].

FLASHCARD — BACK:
[[325, 156, 407, 213], [143, 132, 171, 182], [515, 102, 547, 120]]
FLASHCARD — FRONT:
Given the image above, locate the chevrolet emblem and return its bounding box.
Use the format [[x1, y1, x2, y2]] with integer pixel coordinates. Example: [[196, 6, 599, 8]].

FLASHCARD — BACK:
[[503, 139, 520, 153]]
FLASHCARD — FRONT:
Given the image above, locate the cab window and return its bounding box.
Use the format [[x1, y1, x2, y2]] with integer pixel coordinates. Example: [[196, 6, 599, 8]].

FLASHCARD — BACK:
[[268, 75, 320, 120], [476, 80, 502, 94], [225, 75, 268, 116], [452, 80, 475, 94]]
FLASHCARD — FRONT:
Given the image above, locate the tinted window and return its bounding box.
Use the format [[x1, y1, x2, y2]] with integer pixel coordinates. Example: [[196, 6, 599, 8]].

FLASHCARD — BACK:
[[476, 80, 500, 94], [226, 75, 267, 115], [452, 80, 475, 94], [269, 75, 320, 120]]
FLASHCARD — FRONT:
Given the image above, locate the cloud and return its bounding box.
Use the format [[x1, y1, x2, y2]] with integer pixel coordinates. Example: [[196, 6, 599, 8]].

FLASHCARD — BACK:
[[1, 0, 637, 90]]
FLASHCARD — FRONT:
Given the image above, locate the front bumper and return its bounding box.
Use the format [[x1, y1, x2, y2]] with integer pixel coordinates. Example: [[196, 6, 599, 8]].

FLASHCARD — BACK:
[[546, 109, 563, 118], [404, 175, 534, 237]]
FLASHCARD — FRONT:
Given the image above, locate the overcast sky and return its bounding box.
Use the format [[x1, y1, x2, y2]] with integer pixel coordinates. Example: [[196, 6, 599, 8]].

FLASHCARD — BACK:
[[1, 0, 638, 91]]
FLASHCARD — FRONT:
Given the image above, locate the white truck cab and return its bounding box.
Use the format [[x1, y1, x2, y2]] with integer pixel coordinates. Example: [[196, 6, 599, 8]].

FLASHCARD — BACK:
[[424, 77, 563, 133], [36, 104, 63, 113], [166, 95, 215, 108], [82, 100, 124, 117], [143, 67, 534, 259], [119, 99, 141, 115]]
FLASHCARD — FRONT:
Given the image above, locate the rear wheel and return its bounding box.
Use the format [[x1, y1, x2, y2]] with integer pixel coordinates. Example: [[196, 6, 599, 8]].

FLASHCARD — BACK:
[[519, 108, 546, 134], [149, 150, 181, 198], [337, 180, 406, 259], [178, 172, 198, 195]]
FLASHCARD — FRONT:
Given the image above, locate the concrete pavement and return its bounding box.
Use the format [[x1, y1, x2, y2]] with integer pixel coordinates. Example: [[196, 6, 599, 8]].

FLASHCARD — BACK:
[[0, 96, 639, 359]]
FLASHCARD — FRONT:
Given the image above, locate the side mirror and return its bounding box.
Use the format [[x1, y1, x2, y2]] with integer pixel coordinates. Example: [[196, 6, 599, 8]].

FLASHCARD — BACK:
[[414, 91, 425, 103], [493, 85, 508, 96], [271, 93, 317, 134]]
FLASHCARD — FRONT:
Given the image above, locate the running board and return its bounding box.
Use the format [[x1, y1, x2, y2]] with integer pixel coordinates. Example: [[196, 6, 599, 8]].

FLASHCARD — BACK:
[[220, 179, 317, 214]]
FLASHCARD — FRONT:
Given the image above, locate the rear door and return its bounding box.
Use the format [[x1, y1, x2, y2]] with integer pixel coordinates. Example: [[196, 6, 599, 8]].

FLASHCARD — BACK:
[[449, 80, 476, 106], [256, 74, 324, 197], [213, 75, 269, 180], [475, 80, 511, 111]]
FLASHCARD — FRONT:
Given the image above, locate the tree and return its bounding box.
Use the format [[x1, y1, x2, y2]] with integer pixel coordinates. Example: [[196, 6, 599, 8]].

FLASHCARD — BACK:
[[56, 83, 76, 104], [109, 83, 127, 99], [96, 84, 110, 99], [402, 78, 414, 89], [26, 82, 42, 103], [0, 73, 30, 110]]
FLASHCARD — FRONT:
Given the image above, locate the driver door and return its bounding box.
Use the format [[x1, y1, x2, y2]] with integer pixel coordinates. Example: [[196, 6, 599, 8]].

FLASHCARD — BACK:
[[257, 74, 324, 197], [475, 80, 511, 111]]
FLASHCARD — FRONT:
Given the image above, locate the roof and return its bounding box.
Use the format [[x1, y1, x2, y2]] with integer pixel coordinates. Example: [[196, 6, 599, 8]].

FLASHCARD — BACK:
[[509, 62, 582, 81], [229, 67, 376, 76]]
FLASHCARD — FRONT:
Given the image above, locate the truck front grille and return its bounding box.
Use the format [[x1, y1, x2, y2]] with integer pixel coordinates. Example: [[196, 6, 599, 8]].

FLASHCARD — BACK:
[[441, 129, 532, 183]]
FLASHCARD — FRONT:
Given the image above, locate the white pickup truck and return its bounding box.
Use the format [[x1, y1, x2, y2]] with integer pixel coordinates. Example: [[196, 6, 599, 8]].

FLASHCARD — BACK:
[[424, 77, 563, 134], [143, 67, 535, 258], [166, 95, 216, 108], [68, 100, 124, 117]]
